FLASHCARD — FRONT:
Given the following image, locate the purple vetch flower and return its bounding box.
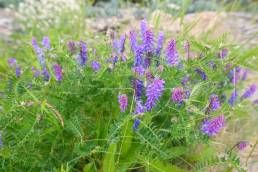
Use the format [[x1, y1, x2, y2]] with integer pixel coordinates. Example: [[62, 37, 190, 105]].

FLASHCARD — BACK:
[[142, 29, 155, 53], [31, 66, 40, 78], [132, 78, 144, 99], [31, 37, 39, 50], [155, 32, 164, 57], [121, 54, 127, 62], [140, 19, 148, 39], [145, 78, 165, 111], [241, 84, 257, 99], [181, 75, 190, 86], [195, 68, 207, 80], [42, 68, 50, 81], [133, 118, 141, 131], [253, 99, 258, 105], [237, 141, 249, 150], [32, 38, 46, 68], [67, 41, 76, 53], [118, 94, 128, 112], [42, 36, 51, 50], [91, 61, 101, 72], [228, 89, 238, 106], [129, 30, 138, 53], [219, 48, 228, 58], [133, 66, 145, 76], [184, 41, 190, 59], [119, 34, 126, 54], [134, 100, 145, 114], [112, 56, 119, 65], [134, 45, 144, 66], [143, 57, 151, 68], [15, 66, 21, 77], [78, 40, 87, 66], [209, 61, 216, 69], [185, 89, 191, 99], [112, 39, 119, 54], [145, 71, 154, 81], [8, 58, 16, 67], [166, 39, 179, 66], [209, 94, 221, 111], [201, 115, 225, 136], [230, 66, 241, 85], [53, 64, 63, 82], [171, 87, 184, 103]]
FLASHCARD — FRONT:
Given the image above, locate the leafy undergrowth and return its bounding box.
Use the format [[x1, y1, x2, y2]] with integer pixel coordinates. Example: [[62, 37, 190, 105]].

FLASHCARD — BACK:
[[0, 19, 257, 172]]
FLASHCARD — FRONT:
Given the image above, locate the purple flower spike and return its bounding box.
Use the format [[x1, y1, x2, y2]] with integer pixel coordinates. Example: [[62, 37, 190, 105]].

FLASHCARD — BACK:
[[15, 66, 21, 78], [195, 68, 207, 80], [166, 39, 178, 66], [31, 66, 40, 78], [118, 94, 128, 112], [181, 75, 190, 86], [241, 84, 257, 99], [67, 41, 76, 53], [31, 37, 39, 50], [228, 89, 238, 106], [237, 141, 249, 151], [171, 87, 184, 103], [253, 99, 258, 105], [8, 58, 16, 67], [129, 30, 138, 53], [91, 61, 101, 72], [133, 66, 145, 76], [42, 68, 50, 81], [201, 115, 225, 136], [53, 64, 63, 82], [78, 41, 88, 66], [156, 32, 164, 57], [140, 19, 147, 39], [209, 94, 221, 111], [132, 78, 144, 99], [134, 100, 145, 114], [133, 118, 141, 131], [42, 36, 51, 50], [145, 78, 165, 111], [134, 45, 144, 66], [143, 57, 151, 68], [143, 29, 154, 53], [219, 48, 228, 58], [145, 71, 154, 81], [32, 38, 46, 68], [119, 34, 126, 54]]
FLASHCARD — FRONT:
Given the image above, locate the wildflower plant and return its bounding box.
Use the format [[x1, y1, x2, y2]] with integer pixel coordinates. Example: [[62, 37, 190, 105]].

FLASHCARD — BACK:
[[0, 20, 257, 172]]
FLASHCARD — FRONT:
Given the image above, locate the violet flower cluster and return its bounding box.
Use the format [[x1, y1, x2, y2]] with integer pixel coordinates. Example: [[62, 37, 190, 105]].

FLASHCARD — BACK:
[[201, 115, 225, 136], [118, 94, 128, 113], [145, 78, 165, 111]]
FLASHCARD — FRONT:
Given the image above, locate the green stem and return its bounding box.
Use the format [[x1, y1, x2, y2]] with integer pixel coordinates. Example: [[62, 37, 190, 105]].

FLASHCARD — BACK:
[[245, 138, 258, 166]]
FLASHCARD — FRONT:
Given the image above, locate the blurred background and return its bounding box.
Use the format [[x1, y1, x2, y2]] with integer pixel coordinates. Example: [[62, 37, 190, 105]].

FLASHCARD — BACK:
[[0, 0, 257, 171]]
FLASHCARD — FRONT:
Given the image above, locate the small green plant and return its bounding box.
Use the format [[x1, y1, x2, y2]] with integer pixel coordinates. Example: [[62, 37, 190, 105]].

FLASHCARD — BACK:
[[0, 17, 258, 172]]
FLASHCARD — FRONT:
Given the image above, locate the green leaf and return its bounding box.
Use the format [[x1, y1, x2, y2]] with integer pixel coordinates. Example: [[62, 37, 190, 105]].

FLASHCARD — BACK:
[[148, 159, 186, 172], [119, 121, 133, 157], [103, 143, 117, 172], [83, 162, 95, 172]]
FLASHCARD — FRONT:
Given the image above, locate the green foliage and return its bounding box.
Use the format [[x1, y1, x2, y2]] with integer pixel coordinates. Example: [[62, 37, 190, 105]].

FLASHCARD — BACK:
[[0, 1, 257, 171]]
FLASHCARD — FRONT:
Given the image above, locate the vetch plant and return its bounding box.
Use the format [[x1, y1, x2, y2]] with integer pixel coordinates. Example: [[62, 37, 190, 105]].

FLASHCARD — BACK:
[[0, 20, 257, 171]]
